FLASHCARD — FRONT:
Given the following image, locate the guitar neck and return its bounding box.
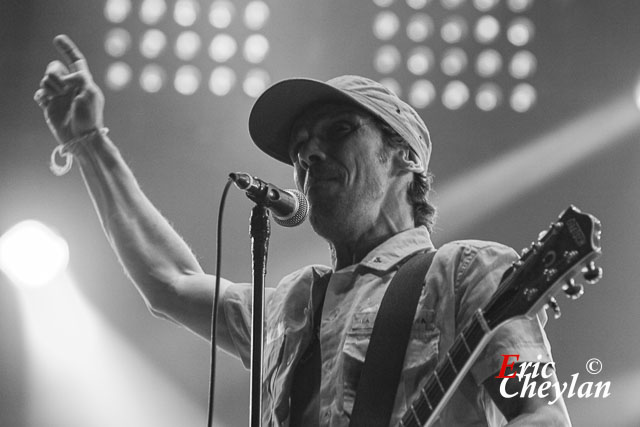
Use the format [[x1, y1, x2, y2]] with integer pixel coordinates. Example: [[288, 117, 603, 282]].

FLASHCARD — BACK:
[[399, 310, 492, 427]]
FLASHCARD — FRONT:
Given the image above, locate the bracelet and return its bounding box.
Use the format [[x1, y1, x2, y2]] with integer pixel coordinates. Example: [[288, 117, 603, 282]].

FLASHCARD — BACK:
[[49, 127, 109, 176]]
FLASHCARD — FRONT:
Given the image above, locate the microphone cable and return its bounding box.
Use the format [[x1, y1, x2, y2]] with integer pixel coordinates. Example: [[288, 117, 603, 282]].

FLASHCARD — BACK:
[[207, 177, 234, 427]]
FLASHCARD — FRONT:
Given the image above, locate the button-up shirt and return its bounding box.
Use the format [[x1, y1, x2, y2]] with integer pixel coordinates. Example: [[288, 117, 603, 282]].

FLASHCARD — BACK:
[[221, 227, 552, 426]]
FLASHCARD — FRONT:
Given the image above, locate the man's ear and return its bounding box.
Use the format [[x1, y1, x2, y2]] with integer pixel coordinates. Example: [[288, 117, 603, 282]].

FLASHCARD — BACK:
[[395, 147, 424, 174]]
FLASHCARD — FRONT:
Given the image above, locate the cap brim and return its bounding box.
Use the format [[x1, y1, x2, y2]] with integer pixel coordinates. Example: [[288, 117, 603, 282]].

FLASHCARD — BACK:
[[248, 78, 364, 165]]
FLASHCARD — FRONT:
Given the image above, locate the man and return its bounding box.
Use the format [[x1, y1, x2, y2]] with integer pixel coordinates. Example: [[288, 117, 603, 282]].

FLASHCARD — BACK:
[[35, 35, 571, 426]]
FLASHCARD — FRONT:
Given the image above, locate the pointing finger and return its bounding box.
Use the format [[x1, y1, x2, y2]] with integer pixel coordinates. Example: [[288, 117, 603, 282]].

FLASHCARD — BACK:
[[53, 34, 90, 74]]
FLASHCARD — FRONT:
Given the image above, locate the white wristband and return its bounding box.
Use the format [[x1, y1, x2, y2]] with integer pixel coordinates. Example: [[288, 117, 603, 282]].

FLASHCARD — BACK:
[[49, 128, 109, 176]]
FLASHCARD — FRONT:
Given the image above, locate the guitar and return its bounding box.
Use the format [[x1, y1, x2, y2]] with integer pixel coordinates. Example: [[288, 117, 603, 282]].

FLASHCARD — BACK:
[[399, 205, 603, 427]]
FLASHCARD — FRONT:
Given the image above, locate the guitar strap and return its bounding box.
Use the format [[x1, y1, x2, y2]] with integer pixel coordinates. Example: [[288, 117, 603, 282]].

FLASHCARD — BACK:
[[350, 249, 437, 427]]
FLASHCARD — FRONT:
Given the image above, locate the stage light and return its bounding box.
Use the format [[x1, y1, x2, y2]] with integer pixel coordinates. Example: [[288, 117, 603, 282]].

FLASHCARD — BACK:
[[373, 0, 396, 7], [175, 31, 201, 61], [510, 82, 536, 112], [476, 83, 503, 111], [473, 0, 500, 12], [209, 66, 237, 96], [105, 62, 133, 90], [139, 29, 167, 59], [507, 17, 534, 46], [441, 47, 468, 76], [174, 0, 199, 27], [374, 45, 402, 74], [441, 15, 468, 43], [509, 50, 537, 79], [139, 0, 167, 25], [406, 0, 430, 9], [209, 34, 238, 62], [243, 69, 270, 98], [174, 65, 201, 95], [442, 80, 470, 109], [104, 0, 131, 24], [474, 15, 500, 44], [408, 79, 436, 108], [243, 34, 269, 64], [139, 64, 166, 93], [209, 0, 235, 29], [104, 28, 132, 57], [373, 10, 400, 41], [0, 220, 69, 289], [406, 13, 434, 42], [441, 0, 466, 10], [380, 77, 402, 97], [244, 1, 270, 31], [507, 0, 534, 13], [476, 48, 503, 77], [407, 46, 435, 76]]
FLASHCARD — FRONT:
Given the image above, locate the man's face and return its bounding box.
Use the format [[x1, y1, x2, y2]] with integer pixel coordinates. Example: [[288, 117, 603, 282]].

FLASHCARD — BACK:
[[288, 103, 396, 238]]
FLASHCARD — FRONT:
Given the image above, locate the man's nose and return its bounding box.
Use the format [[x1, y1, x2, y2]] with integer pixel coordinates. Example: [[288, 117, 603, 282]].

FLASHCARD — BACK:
[[297, 136, 327, 170]]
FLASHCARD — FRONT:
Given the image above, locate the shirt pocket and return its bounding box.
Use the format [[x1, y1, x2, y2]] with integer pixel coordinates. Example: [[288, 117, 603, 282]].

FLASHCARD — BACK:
[[402, 308, 440, 393]]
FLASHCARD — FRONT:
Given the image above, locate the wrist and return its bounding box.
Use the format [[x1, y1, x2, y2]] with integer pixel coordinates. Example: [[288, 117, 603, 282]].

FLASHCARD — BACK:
[[50, 127, 110, 176]]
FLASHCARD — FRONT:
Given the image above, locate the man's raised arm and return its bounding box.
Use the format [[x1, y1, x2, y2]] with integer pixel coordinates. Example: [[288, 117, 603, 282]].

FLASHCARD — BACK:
[[34, 35, 236, 350]]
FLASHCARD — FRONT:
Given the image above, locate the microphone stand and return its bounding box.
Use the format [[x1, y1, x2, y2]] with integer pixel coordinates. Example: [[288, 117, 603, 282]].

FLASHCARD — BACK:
[[249, 203, 270, 427]]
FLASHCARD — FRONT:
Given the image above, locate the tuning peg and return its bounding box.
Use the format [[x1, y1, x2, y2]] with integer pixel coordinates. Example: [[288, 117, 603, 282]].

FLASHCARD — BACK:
[[583, 261, 603, 284], [546, 296, 561, 319], [562, 278, 584, 300]]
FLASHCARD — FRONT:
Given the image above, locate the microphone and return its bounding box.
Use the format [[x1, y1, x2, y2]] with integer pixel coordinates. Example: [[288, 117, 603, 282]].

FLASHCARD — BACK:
[[229, 172, 309, 227]]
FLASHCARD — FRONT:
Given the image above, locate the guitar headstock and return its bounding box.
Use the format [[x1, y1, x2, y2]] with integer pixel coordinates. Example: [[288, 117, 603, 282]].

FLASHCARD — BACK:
[[484, 205, 603, 329]]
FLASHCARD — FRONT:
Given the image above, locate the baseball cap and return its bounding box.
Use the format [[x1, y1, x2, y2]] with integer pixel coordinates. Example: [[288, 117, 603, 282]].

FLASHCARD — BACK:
[[248, 75, 432, 169]]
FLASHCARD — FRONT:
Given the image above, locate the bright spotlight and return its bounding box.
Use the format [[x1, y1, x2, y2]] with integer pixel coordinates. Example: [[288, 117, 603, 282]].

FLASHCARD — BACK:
[[175, 31, 201, 61], [209, 66, 237, 96], [374, 45, 402, 74], [406, 13, 434, 42], [0, 220, 69, 288], [243, 34, 269, 64], [104, 28, 132, 57], [244, 1, 270, 31], [174, 65, 201, 95], [105, 62, 133, 91], [139, 64, 166, 93], [104, 0, 132, 24], [476, 49, 503, 77], [408, 79, 436, 109], [209, 34, 238, 62], [441, 15, 468, 44], [373, 10, 400, 41], [510, 83, 537, 112], [243, 69, 270, 98], [442, 80, 470, 110], [139, 29, 167, 59], [407, 46, 435, 76], [139, 0, 167, 25], [507, 17, 535, 46], [174, 0, 199, 27], [209, 0, 235, 29]]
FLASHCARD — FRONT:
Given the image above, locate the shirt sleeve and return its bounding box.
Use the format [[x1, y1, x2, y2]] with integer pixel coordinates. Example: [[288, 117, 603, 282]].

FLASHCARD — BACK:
[[452, 241, 553, 386]]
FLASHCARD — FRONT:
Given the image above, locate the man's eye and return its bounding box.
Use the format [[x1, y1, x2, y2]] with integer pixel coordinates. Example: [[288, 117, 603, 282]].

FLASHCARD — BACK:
[[327, 121, 355, 138]]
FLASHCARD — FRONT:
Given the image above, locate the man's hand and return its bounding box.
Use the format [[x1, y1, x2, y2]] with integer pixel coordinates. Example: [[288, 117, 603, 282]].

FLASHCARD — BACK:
[[34, 35, 105, 144]]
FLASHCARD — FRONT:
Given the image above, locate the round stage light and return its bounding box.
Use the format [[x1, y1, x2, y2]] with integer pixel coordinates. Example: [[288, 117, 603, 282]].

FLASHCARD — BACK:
[[409, 80, 436, 109], [475, 83, 503, 111], [507, 0, 534, 13], [175, 31, 201, 61], [243, 69, 271, 98], [374, 45, 402, 74], [209, 34, 238, 62], [473, 0, 500, 12], [174, 65, 201, 95], [442, 80, 470, 109], [139, 0, 167, 25], [139, 29, 167, 59], [474, 15, 500, 44], [243, 34, 269, 64], [140, 64, 166, 93], [406, 0, 430, 9], [244, 1, 270, 31], [0, 220, 69, 288], [509, 50, 537, 79], [407, 46, 435, 76], [441, 15, 468, 44], [105, 62, 133, 90], [507, 17, 535, 46], [209, 66, 237, 96], [476, 49, 503, 77], [441, 47, 468, 76], [104, 0, 132, 24], [105, 28, 132, 57], [406, 13, 434, 42], [373, 11, 401, 40], [209, 0, 235, 29], [510, 83, 537, 112], [174, 0, 199, 27]]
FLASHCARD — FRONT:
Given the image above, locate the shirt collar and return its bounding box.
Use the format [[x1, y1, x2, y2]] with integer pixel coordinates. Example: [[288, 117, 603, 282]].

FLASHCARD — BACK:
[[357, 226, 435, 272]]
